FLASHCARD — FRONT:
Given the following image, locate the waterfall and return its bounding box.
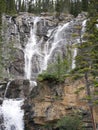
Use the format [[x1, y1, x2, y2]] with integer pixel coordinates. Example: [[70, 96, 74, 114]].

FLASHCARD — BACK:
[[71, 19, 87, 69], [24, 20, 70, 79], [0, 99, 24, 130], [72, 47, 77, 69], [24, 17, 40, 80], [0, 81, 24, 130], [41, 22, 70, 71], [4, 81, 11, 99], [81, 19, 87, 39]]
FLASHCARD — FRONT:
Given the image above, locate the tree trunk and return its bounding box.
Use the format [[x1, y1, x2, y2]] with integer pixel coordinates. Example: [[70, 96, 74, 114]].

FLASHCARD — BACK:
[[85, 72, 96, 130]]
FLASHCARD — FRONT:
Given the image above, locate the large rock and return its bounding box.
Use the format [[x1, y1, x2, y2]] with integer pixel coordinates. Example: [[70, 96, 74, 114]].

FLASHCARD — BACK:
[[9, 49, 24, 77], [2, 79, 31, 99], [23, 78, 90, 130]]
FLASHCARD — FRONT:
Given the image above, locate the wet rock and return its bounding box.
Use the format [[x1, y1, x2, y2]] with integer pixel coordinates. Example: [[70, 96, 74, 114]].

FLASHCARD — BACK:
[[2, 12, 87, 79], [0, 98, 3, 105], [11, 125, 16, 130], [0, 125, 5, 130], [5, 79, 30, 98], [9, 49, 24, 77]]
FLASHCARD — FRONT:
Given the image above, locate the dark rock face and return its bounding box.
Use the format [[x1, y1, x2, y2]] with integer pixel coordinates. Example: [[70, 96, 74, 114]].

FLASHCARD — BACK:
[[0, 78, 95, 130], [0, 12, 91, 130], [2, 12, 87, 79], [5, 79, 30, 98], [0, 79, 31, 99], [0, 114, 4, 130], [23, 81, 65, 130], [9, 49, 24, 76]]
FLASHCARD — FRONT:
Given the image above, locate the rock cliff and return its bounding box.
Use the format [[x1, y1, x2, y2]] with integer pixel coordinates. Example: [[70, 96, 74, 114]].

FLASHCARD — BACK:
[[1, 12, 87, 79], [1, 77, 98, 130], [1, 12, 97, 130]]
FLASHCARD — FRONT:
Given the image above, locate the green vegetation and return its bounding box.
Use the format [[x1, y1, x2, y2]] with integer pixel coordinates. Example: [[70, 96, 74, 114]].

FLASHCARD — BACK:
[[43, 114, 84, 130], [73, 1, 98, 129], [0, 0, 95, 17], [56, 115, 83, 130], [38, 45, 72, 83], [38, 57, 68, 83]]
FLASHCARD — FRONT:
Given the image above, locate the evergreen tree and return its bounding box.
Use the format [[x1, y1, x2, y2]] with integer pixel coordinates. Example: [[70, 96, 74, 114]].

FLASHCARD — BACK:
[[0, 0, 6, 24], [82, 0, 88, 11], [28, 0, 33, 13], [20, 0, 27, 12], [88, 0, 98, 17], [75, 1, 98, 129], [6, 0, 16, 14], [70, 0, 81, 17], [18, 0, 22, 12]]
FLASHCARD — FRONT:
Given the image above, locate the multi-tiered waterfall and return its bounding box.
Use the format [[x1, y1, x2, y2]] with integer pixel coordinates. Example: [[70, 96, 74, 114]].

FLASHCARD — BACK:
[[24, 17, 40, 80], [0, 13, 87, 130], [24, 18, 71, 80], [24, 17, 87, 80]]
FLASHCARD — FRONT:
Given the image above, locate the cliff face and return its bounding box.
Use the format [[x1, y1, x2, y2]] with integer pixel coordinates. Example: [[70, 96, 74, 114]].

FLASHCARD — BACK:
[[1, 12, 87, 79], [1, 77, 98, 130], [28, 78, 87, 124], [1, 12, 98, 130]]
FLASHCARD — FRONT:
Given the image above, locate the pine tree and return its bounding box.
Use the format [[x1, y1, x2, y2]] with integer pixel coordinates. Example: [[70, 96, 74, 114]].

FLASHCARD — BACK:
[[70, 0, 82, 17], [0, 0, 6, 24], [6, 0, 16, 14], [75, 1, 98, 129], [82, 0, 88, 11], [18, 0, 22, 12], [21, 0, 26, 12]]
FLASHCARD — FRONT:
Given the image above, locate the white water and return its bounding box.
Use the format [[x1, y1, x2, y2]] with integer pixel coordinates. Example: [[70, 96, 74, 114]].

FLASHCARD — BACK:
[[0, 16, 87, 130], [72, 47, 77, 69], [81, 19, 87, 38], [0, 99, 24, 130], [71, 19, 87, 69], [4, 81, 11, 99], [24, 17, 40, 80], [24, 19, 70, 79], [41, 22, 70, 71]]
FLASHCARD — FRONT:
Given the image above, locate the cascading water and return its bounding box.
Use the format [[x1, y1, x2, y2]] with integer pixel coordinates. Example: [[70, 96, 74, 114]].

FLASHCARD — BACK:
[[24, 17, 40, 80], [0, 81, 24, 130], [0, 99, 24, 130], [72, 47, 77, 69], [0, 14, 88, 130], [24, 20, 70, 79], [71, 19, 87, 69], [41, 22, 70, 71], [4, 81, 11, 99]]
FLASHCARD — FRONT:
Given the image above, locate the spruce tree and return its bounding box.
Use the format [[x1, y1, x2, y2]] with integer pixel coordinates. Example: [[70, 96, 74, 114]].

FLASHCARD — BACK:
[[0, 0, 6, 24], [21, 0, 26, 12], [82, 0, 88, 11], [75, 1, 98, 129], [6, 0, 16, 14]]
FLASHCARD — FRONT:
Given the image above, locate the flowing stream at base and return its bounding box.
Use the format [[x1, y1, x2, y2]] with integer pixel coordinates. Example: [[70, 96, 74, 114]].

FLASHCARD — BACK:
[[0, 81, 24, 130], [0, 99, 24, 130]]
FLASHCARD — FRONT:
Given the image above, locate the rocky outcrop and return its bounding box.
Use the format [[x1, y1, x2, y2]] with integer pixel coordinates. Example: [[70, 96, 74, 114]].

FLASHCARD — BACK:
[[23, 78, 93, 130], [1, 12, 93, 130], [0, 77, 98, 129], [0, 79, 34, 99], [1, 12, 87, 79]]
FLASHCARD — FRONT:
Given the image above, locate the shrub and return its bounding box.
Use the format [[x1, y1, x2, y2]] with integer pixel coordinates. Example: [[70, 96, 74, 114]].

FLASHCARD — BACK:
[[56, 115, 83, 130]]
